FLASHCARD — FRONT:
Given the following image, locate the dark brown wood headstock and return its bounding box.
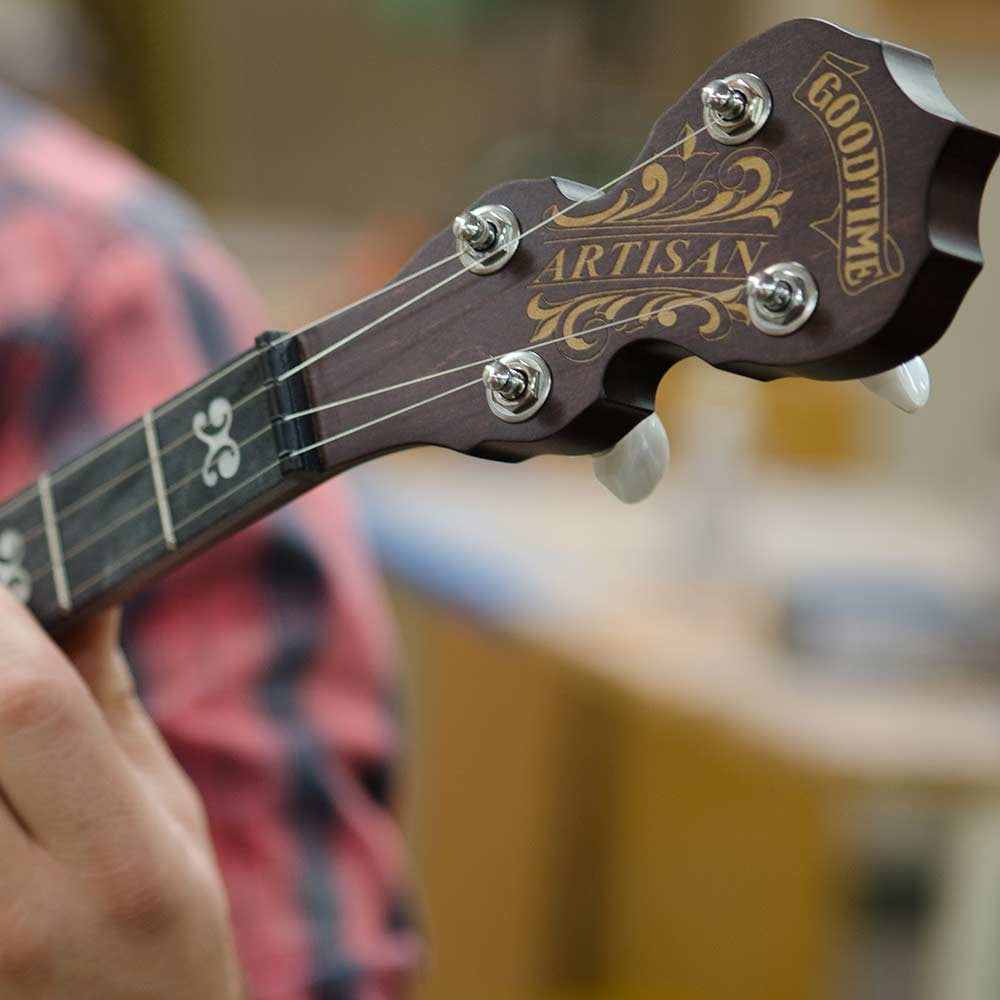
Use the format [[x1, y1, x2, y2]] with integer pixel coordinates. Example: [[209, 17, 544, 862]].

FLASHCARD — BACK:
[[5, 18, 998, 637], [292, 18, 1000, 468]]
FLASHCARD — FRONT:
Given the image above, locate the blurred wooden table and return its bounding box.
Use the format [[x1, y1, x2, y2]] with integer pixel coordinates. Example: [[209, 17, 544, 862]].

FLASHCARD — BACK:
[[354, 450, 1000, 1000]]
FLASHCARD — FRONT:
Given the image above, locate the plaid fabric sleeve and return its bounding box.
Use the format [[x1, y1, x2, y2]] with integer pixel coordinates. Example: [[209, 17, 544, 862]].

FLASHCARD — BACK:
[[0, 91, 418, 1000]]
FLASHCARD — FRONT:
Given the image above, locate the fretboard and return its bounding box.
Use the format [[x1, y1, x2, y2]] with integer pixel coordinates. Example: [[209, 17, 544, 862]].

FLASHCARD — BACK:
[[0, 333, 321, 635]]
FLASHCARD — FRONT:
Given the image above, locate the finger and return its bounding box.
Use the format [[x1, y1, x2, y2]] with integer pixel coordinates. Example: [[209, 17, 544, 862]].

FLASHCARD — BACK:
[[0, 589, 159, 866], [0, 784, 46, 928], [61, 609, 208, 832], [0, 784, 34, 871], [0, 593, 56, 879], [60, 608, 131, 711]]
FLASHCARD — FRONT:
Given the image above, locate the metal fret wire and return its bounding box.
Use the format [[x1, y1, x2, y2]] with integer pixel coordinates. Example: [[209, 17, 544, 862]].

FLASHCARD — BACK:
[[13, 389, 271, 550], [19, 291, 723, 598], [0, 125, 706, 529]]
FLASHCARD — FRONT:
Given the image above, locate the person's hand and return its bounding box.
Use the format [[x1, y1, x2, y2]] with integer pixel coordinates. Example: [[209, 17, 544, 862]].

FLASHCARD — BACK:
[[0, 588, 244, 999]]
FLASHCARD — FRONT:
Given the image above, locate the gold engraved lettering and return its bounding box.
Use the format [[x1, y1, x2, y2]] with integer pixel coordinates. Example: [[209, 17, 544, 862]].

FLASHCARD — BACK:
[[609, 241, 643, 276], [723, 239, 768, 275], [570, 244, 605, 280], [525, 124, 794, 354], [794, 51, 904, 294], [534, 248, 567, 284], [655, 239, 689, 274], [637, 240, 662, 275], [686, 240, 721, 274]]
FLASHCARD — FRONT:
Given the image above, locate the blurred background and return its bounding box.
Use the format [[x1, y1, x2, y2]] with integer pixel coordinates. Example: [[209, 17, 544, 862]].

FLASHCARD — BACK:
[[4, 1, 1000, 998]]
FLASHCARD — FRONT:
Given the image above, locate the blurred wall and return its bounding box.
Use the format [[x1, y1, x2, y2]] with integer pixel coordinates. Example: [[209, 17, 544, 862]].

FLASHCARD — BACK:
[[70, 0, 1000, 487], [4, 4, 999, 999], [82, 0, 707, 220]]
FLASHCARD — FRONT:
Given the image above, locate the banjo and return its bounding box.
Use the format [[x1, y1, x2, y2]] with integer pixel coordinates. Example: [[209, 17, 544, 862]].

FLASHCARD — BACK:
[[0, 17, 997, 636]]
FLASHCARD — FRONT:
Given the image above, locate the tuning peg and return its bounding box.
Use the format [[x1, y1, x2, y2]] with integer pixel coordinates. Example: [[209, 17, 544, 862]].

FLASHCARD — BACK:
[[592, 413, 670, 504], [860, 357, 930, 413]]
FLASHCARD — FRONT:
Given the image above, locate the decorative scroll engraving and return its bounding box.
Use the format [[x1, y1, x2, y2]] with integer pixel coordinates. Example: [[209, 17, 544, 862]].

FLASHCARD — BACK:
[[528, 284, 748, 359], [526, 125, 794, 354], [0, 529, 31, 602], [193, 398, 241, 488], [546, 126, 793, 232]]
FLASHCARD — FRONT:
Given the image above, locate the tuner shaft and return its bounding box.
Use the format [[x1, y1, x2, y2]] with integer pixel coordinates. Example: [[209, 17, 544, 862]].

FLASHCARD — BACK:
[[452, 204, 521, 274], [482, 352, 551, 423], [454, 212, 498, 253], [701, 72, 772, 144], [746, 262, 819, 336], [701, 80, 747, 122], [482, 360, 528, 401]]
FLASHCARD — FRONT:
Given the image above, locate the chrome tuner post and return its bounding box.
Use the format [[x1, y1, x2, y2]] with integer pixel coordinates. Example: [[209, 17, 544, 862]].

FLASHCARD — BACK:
[[701, 73, 772, 144], [482, 351, 551, 422], [746, 261, 819, 336], [453, 204, 520, 274], [453, 212, 496, 252]]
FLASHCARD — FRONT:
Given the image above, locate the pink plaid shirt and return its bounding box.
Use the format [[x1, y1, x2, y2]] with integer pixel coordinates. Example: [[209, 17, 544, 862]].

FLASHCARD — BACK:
[[0, 86, 418, 999]]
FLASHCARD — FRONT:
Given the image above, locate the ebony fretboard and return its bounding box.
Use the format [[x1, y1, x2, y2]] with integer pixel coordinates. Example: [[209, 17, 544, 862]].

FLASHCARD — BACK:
[[0, 333, 321, 635]]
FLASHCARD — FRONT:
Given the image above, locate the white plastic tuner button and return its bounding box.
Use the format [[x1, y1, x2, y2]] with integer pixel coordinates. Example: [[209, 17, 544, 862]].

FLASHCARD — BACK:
[[592, 413, 670, 504], [860, 356, 931, 413]]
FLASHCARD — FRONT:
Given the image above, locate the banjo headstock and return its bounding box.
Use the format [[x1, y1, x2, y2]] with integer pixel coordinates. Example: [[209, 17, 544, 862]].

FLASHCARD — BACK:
[[291, 18, 999, 498], [5, 17, 999, 637]]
